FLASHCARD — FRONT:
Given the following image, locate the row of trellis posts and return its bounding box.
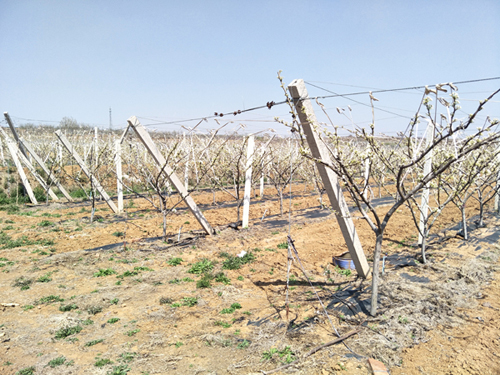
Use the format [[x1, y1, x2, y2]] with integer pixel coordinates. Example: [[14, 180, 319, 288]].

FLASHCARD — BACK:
[[0, 80, 371, 278], [3, 80, 498, 279]]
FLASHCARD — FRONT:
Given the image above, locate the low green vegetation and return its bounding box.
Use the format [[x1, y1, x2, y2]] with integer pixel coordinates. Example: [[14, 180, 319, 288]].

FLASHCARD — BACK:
[[214, 272, 231, 285], [187, 259, 214, 274], [47, 356, 67, 368], [261, 346, 295, 363], [54, 325, 82, 339], [37, 295, 64, 304], [125, 329, 140, 337], [181, 297, 198, 307], [116, 266, 153, 279], [37, 272, 52, 283], [15, 366, 35, 375], [214, 321, 232, 328], [167, 257, 183, 266], [220, 251, 255, 270], [93, 268, 117, 277], [94, 358, 113, 367], [13, 276, 33, 290], [86, 305, 102, 315], [85, 338, 104, 347], [220, 302, 242, 314], [59, 303, 78, 312]]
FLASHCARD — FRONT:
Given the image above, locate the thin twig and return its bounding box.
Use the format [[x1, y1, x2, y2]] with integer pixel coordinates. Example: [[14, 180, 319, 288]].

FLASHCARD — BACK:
[[262, 328, 361, 375]]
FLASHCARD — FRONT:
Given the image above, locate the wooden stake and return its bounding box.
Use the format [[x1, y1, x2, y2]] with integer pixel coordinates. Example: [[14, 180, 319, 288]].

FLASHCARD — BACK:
[[288, 79, 370, 278], [127, 116, 214, 235], [55, 130, 118, 213], [242, 135, 255, 228]]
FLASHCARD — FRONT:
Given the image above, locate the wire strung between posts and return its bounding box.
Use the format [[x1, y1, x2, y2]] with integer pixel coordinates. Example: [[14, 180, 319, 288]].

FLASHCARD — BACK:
[[140, 76, 500, 128]]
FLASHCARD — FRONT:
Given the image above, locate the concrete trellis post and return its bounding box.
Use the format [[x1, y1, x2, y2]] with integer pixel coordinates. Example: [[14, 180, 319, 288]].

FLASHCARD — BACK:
[[20, 139, 73, 201], [4, 112, 28, 159], [93, 127, 98, 169], [8, 141, 59, 201], [260, 161, 265, 197], [242, 135, 255, 228], [55, 130, 118, 214], [127, 116, 214, 235], [115, 140, 124, 213], [183, 132, 190, 191], [495, 148, 500, 213], [288, 79, 370, 278], [418, 121, 434, 245], [1, 134, 37, 204]]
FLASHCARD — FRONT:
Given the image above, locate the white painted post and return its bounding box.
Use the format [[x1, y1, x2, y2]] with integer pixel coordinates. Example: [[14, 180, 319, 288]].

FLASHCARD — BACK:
[[288, 79, 370, 278], [58, 143, 62, 163], [0, 140, 5, 166], [115, 140, 124, 213], [94, 127, 98, 168], [4, 112, 28, 159], [3, 135, 37, 204], [20, 139, 73, 201], [242, 135, 255, 228], [5, 139, 59, 201], [260, 160, 265, 197], [495, 147, 500, 213], [127, 116, 214, 235], [55, 130, 118, 213], [418, 121, 434, 245], [183, 132, 189, 191]]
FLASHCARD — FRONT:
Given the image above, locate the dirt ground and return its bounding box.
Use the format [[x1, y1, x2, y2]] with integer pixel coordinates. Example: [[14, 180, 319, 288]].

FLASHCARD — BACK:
[[0, 185, 498, 375]]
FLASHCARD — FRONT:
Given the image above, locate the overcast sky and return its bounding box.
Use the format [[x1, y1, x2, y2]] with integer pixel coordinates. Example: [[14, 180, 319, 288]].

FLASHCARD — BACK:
[[1, 0, 499, 136]]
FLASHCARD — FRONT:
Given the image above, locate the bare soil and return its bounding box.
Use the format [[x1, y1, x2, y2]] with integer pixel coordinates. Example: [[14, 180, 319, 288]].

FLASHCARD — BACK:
[[0, 185, 498, 374]]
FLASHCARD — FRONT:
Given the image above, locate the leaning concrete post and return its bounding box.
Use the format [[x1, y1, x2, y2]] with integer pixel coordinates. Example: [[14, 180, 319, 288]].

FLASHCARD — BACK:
[[288, 79, 370, 278], [20, 139, 73, 202], [55, 130, 118, 213], [4, 112, 28, 159], [127, 116, 214, 235], [0, 130, 37, 204]]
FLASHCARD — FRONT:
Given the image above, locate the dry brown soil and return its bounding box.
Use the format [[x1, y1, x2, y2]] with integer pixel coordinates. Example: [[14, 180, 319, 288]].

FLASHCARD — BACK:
[[0, 185, 498, 374]]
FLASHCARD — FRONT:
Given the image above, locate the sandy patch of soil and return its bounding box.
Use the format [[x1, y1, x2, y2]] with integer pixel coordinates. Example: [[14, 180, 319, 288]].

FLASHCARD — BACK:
[[0, 185, 498, 374]]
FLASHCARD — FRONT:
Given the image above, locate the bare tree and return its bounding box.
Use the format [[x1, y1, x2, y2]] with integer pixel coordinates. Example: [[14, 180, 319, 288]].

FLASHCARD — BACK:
[[278, 72, 500, 315]]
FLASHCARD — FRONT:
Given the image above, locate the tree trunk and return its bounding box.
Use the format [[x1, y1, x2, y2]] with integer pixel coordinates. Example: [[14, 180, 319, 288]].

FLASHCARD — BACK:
[[161, 197, 167, 241], [370, 232, 384, 316], [461, 207, 468, 240], [477, 188, 485, 227], [278, 190, 284, 216], [421, 229, 427, 264]]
